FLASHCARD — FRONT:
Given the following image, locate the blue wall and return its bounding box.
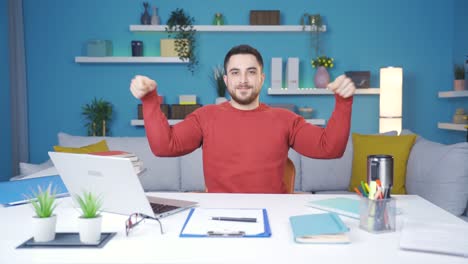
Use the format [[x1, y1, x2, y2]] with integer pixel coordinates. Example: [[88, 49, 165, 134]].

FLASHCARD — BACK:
[[21, 0, 464, 164], [1, 0, 12, 181]]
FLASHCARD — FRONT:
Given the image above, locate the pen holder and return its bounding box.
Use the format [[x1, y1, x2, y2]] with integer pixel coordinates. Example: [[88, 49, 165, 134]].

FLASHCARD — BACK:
[[359, 198, 396, 234]]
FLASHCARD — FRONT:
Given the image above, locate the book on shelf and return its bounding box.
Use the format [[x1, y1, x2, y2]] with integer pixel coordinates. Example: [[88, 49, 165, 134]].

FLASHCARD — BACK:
[[289, 213, 350, 244], [90, 151, 145, 175]]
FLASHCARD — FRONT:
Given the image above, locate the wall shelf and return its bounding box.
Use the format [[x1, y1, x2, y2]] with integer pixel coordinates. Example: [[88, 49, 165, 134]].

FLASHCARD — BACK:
[[437, 122, 467, 131], [438, 90, 468, 98], [131, 118, 326, 126], [129, 25, 326, 32], [267, 88, 380, 95], [75, 57, 188, 64]]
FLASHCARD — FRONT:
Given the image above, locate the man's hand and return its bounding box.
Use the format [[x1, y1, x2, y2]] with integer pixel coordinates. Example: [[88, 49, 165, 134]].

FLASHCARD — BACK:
[[130, 75, 157, 99], [327, 74, 356, 98]]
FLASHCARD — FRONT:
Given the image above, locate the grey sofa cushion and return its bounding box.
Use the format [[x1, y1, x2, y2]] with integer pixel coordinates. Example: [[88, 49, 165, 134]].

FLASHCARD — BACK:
[[288, 149, 301, 191], [300, 137, 354, 192], [405, 135, 468, 216], [57, 132, 181, 191], [180, 148, 205, 191]]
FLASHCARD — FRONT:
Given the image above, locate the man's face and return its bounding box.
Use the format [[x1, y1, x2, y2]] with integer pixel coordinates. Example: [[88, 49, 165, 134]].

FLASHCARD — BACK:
[[224, 54, 265, 106]]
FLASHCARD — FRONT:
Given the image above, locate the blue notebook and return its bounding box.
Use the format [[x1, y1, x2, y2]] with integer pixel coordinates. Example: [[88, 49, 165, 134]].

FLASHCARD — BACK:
[[307, 197, 360, 219], [0, 175, 68, 206], [289, 213, 350, 244]]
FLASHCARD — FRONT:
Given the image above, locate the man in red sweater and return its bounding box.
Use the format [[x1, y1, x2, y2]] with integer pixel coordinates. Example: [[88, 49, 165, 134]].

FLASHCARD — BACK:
[[130, 44, 355, 193]]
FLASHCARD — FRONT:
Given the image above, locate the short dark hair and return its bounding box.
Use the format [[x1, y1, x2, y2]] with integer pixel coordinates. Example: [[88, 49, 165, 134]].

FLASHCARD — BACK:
[[223, 44, 264, 72]]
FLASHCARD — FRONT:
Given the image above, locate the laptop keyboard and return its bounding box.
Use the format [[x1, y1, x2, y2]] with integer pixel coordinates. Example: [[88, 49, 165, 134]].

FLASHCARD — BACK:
[[150, 203, 179, 214]]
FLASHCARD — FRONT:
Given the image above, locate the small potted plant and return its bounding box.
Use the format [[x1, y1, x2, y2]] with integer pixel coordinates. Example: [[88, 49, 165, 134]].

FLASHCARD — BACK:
[[27, 184, 58, 242], [311, 55, 334, 88], [212, 65, 228, 104], [82, 97, 113, 136], [454, 64, 465, 91], [75, 191, 103, 244]]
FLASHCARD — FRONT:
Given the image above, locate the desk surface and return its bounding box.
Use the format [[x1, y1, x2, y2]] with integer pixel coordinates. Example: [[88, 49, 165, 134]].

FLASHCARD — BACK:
[[1, 193, 467, 264]]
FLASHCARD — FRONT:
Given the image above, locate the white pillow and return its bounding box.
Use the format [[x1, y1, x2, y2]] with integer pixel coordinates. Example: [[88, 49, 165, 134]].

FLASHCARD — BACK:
[[11, 160, 55, 180], [20, 159, 53, 175]]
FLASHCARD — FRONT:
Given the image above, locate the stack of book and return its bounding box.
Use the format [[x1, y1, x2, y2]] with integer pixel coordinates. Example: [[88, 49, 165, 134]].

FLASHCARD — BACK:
[[90, 151, 145, 175]]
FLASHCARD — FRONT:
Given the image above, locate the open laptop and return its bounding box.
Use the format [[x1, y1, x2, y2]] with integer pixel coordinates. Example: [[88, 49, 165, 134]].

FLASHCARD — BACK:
[[48, 151, 198, 218]]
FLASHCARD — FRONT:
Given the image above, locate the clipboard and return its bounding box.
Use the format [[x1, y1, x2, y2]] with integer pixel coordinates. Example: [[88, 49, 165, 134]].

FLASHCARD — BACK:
[[179, 208, 271, 238]]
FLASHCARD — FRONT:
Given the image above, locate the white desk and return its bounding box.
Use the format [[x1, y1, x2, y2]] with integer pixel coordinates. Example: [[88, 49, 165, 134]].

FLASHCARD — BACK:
[[1, 193, 467, 264]]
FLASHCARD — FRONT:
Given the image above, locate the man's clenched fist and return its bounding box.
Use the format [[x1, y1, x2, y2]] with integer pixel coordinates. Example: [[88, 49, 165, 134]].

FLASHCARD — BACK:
[[130, 75, 157, 99], [327, 74, 356, 99]]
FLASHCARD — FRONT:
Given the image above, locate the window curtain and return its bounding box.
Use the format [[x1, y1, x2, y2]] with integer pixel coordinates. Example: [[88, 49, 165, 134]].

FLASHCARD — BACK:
[[8, 0, 28, 176]]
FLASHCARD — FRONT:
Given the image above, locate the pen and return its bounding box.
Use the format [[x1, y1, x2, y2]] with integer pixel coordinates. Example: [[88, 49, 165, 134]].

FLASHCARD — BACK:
[[211, 217, 257, 223]]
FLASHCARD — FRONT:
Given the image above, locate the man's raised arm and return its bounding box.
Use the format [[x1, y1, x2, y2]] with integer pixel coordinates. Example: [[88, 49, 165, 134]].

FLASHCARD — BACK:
[[130, 75, 202, 157]]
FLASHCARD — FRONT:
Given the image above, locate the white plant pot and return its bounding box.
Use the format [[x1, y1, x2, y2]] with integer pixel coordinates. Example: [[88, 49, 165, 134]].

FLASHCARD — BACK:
[[215, 97, 228, 104], [32, 214, 57, 242], [78, 216, 102, 244]]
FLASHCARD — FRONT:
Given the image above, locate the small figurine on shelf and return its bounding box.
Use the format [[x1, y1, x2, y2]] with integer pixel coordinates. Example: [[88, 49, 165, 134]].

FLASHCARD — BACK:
[[151, 6, 160, 25], [213, 13, 224, 25], [140, 2, 151, 25]]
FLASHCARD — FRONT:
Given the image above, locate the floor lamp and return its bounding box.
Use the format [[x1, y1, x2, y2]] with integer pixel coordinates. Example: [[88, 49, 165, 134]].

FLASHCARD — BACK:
[[379, 67, 403, 133]]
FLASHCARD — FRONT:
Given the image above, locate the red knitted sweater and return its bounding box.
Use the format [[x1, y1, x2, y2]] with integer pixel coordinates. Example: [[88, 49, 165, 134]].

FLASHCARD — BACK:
[[141, 91, 353, 193]]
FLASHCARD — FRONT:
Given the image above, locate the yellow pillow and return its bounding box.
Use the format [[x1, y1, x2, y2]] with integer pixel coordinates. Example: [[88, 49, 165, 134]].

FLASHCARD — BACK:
[[349, 133, 416, 194], [53, 140, 109, 154]]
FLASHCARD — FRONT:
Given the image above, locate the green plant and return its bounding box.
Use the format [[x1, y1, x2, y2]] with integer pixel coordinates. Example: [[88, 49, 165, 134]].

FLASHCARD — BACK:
[[311, 56, 334, 69], [166, 8, 198, 74], [455, 64, 465, 80], [301, 13, 323, 57], [82, 97, 113, 136], [211, 65, 227, 97], [27, 184, 58, 218], [75, 191, 102, 218]]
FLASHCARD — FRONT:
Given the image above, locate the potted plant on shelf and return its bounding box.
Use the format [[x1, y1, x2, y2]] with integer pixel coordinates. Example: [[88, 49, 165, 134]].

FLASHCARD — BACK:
[[454, 64, 465, 91], [311, 55, 334, 88], [27, 184, 58, 242], [75, 191, 103, 244], [211, 65, 228, 104], [82, 97, 113, 136], [165, 8, 198, 74]]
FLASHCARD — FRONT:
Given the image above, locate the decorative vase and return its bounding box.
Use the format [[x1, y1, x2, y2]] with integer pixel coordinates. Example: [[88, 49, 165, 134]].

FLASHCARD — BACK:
[[215, 97, 228, 104], [314, 66, 330, 88], [78, 216, 102, 244], [32, 215, 57, 242], [140, 3, 151, 25], [151, 7, 160, 25], [454, 80, 465, 91]]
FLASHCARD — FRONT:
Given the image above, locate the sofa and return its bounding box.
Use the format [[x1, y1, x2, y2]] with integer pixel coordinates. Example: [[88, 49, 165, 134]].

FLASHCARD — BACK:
[[14, 131, 468, 221]]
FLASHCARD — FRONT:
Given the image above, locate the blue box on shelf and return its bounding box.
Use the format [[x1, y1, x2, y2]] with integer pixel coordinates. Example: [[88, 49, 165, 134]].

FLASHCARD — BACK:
[[86, 40, 113, 57]]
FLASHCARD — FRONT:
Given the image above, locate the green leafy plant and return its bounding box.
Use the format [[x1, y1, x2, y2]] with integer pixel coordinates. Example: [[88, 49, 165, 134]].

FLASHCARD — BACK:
[[455, 64, 465, 80], [75, 191, 102, 218], [311, 56, 334, 69], [82, 97, 113, 136], [27, 184, 58, 218], [211, 65, 227, 97], [166, 8, 198, 74]]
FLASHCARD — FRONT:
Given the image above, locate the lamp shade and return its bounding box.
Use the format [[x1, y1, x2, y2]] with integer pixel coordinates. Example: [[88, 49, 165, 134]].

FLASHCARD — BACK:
[[379, 67, 403, 133]]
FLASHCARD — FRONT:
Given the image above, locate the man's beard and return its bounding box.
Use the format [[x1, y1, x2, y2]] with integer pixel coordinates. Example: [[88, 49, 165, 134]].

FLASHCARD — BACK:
[[228, 85, 260, 105]]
